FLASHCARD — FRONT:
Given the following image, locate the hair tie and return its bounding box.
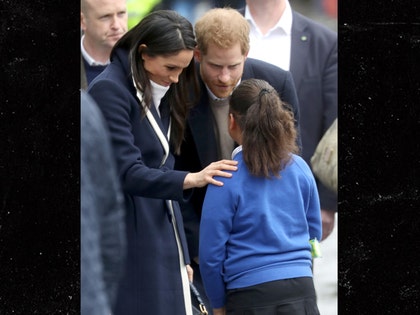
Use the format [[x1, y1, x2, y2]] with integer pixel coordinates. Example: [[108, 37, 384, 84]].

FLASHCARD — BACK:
[[259, 88, 271, 98]]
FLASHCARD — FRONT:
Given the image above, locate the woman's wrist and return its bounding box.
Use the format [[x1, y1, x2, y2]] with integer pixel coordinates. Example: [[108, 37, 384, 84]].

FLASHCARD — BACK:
[[183, 173, 195, 189]]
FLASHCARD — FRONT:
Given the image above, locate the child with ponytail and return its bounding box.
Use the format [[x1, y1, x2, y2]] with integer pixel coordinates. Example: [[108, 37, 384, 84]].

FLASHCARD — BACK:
[[199, 78, 322, 315]]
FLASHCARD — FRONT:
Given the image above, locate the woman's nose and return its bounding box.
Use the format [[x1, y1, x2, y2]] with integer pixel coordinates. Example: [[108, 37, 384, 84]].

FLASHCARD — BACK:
[[169, 74, 179, 84]]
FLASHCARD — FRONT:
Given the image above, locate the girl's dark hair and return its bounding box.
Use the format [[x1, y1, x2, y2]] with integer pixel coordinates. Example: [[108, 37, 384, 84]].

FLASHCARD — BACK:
[[111, 10, 199, 154], [229, 79, 298, 178]]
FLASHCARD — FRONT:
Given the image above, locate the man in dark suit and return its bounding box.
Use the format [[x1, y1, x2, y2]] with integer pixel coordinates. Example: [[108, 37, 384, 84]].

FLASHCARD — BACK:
[[81, 0, 128, 87], [174, 8, 301, 314], [81, 91, 126, 315], [240, 0, 338, 241]]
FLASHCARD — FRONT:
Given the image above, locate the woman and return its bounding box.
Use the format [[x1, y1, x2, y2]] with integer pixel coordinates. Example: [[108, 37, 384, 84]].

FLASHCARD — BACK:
[[199, 79, 322, 315], [87, 10, 237, 315]]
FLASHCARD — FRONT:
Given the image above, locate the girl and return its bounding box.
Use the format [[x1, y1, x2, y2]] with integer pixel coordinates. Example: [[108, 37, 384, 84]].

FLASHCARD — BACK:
[[199, 78, 321, 315]]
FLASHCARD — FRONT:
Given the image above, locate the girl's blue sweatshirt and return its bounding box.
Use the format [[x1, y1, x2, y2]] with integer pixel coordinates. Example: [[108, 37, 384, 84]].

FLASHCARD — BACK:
[[199, 148, 322, 308]]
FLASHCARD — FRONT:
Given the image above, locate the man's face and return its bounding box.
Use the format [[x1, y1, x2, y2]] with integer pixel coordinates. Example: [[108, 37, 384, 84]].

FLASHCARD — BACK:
[[195, 42, 247, 99], [81, 0, 127, 51]]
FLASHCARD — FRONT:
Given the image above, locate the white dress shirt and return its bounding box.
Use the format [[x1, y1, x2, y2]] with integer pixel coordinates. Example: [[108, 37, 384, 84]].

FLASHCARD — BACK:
[[80, 34, 109, 66], [245, 1, 293, 71]]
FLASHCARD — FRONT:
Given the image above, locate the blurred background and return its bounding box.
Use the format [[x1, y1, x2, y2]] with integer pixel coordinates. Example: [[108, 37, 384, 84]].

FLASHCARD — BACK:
[[127, 0, 337, 32]]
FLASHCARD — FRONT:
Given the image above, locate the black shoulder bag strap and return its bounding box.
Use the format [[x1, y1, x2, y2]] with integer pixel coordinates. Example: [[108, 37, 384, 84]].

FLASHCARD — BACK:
[[190, 282, 209, 315]]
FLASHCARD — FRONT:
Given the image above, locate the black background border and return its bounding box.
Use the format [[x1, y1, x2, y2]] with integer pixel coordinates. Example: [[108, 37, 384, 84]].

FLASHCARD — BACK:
[[1, 0, 419, 313]]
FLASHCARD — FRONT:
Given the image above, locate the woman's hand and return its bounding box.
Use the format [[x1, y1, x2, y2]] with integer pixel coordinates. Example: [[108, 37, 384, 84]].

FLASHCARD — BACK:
[[213, 307, 226, 315], [183, 160, 238, 189], [186, 264, 193, 283]]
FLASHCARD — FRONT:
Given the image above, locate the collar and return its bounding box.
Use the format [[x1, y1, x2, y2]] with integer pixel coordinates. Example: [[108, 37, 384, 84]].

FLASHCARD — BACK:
[[231, 145, 243, 159], [132, 76, 171, 165], [244, 0, 293, 36], [150, 80, 170, 114], [204, 80, 241, 102], [81, 34, 110, 66]]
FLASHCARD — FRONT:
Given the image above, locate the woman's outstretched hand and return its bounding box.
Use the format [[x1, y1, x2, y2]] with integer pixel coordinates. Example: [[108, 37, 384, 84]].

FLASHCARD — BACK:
[[183, 159, 238, 189]]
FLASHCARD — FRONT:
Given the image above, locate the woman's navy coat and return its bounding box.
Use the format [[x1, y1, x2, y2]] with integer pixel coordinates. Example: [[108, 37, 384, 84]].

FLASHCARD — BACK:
[[88, 48, 192, 315]]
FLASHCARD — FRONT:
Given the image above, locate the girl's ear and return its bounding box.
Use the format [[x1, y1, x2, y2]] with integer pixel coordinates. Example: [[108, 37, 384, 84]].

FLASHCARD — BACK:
[[228, 113, 241, 144], [228, 113, 235, 131]]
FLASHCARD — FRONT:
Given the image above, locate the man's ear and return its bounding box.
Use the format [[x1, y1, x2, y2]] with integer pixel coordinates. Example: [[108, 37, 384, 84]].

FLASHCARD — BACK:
[[80, 12, 86, 31], [243, 50, 249, 61], [193, 47, 201, 62]]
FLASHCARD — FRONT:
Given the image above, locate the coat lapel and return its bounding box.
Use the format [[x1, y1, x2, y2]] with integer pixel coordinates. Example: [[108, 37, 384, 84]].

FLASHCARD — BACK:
[[188, 90, 219, 167], [134, 85, 171, 167]]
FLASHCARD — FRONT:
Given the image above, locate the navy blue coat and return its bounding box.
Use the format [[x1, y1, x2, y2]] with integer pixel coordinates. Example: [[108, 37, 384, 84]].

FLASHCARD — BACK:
[[289, 11, 337, 211], [88, 48, 192, 315], [175, 58, 301, 258]]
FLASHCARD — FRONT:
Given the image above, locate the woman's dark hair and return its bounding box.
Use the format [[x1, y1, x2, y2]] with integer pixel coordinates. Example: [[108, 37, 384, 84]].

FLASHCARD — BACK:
[[111, 10, 199, 154], [229, 79, 299, 178]]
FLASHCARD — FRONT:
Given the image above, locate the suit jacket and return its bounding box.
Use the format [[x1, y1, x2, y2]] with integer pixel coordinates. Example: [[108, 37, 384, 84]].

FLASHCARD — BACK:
[[289, 11, 337, 211], [175, 58, 301, 258], [81, 54, 88, 90], [81, 91, 126, 315], [88, 48, 192, 315], [239, 7, 338, 211]]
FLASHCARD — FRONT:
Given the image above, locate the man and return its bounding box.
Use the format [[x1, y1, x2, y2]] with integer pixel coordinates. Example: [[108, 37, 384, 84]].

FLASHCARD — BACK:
[[81, 0, 128, 86], [81, 91, 126, 315], [241, 0, 338, 241], [174, 8, 301, 313]]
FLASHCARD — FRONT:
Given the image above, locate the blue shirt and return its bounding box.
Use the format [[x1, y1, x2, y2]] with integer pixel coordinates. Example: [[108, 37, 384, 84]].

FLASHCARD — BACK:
[[199, 149, 322, 308]]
